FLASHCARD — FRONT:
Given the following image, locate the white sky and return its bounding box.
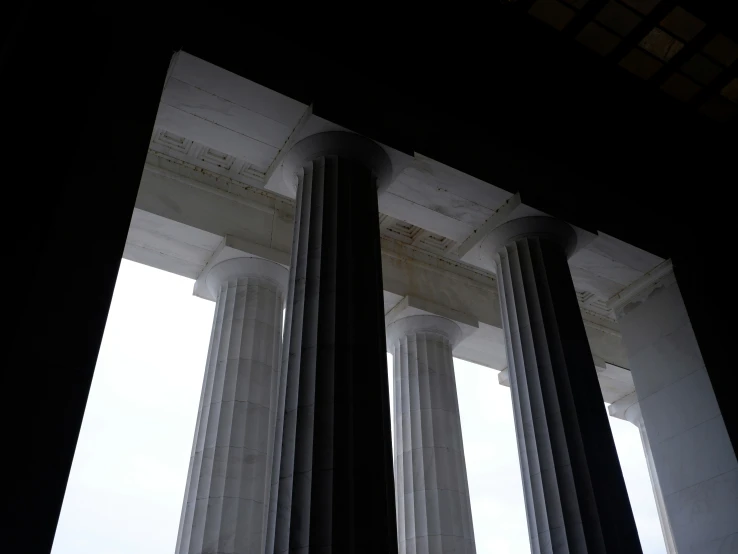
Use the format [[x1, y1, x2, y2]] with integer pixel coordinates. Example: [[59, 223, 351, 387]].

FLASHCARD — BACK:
[[51, 260, 667, 554]]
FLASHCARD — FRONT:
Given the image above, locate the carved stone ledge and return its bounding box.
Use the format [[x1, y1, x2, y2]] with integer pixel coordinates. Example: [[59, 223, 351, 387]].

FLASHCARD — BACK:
[[607, 259, 675, 319]]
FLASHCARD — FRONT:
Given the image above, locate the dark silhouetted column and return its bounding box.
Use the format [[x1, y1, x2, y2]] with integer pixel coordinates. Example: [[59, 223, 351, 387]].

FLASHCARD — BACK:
[[483, 216, 642, 554], [268, 132, 398, 554]]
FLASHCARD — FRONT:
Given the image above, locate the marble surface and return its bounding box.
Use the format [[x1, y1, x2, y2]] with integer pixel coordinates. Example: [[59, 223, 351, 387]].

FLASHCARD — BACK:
[[175, 257, 287, 554], [618, 279, 738, 553], [155, 51, 666, 319], [128, 149, 636, 381], [387, 315, 477, 554]]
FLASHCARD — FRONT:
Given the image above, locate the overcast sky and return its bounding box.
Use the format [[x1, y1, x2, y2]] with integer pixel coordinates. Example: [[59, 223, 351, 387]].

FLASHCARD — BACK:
[[51, 260, 667, 554]]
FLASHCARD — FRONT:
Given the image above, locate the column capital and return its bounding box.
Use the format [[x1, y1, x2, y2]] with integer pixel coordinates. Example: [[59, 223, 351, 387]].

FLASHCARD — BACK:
[[480, 216, 578, 261], [386, 314, 462, 350], [608, 392, 644, 427], [281, 131, 393, 194], [204, 256, 289, 300]]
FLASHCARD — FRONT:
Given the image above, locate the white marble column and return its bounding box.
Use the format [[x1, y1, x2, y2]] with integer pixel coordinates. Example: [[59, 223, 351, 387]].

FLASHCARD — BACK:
[[175, 256, 288, 554], [387, 315, 476, 554], [483, 216, 642, 554], [268, 132, 398, 553], [610, 398, 678, 554]]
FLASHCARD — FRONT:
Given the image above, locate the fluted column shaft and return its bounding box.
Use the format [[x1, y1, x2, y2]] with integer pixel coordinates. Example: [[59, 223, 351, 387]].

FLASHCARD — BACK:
[[485, 217, 642, 554], [620, 402, 678, 554], [176, 257, 287, 554], [268, 132, 397, 553], [387, 315, 476, 554]]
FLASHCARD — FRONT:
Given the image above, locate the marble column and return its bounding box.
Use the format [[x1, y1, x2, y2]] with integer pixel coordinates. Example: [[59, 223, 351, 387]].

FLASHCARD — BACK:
[[268, 132, 398, 553], [482, 216, 642, 554], [615, 400, 678, 554], [387, 315, 476, 554], [175, 256, 288, 554]]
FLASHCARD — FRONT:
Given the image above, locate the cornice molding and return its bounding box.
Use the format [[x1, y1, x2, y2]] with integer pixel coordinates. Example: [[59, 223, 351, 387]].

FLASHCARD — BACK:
[[581, 313, 622, 338], [149, 130, 629, 327], [607, 259, 675, 319], [149, 127, 269, 190]]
